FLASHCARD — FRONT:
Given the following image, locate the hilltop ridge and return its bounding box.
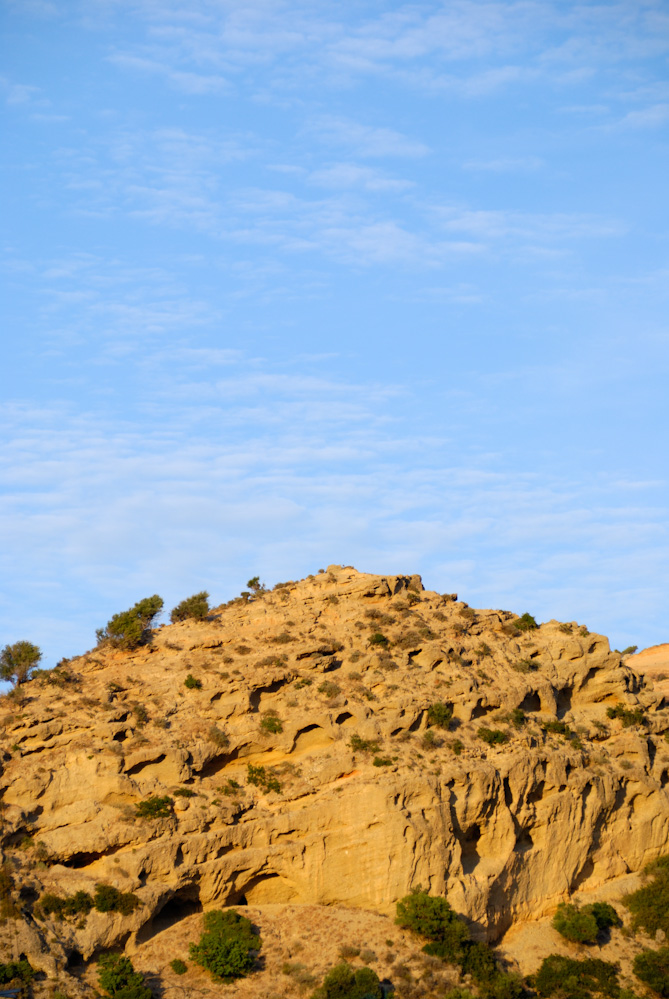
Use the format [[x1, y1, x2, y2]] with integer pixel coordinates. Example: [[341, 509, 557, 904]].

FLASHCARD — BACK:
[[1, 566, 668, 995]]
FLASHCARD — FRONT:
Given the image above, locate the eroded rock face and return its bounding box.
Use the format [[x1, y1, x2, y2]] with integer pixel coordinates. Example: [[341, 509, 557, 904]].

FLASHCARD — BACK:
[[0, 566, 668, 970]]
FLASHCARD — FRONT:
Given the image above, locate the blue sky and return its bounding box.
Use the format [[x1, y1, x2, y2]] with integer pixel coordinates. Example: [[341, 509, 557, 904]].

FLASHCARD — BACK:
[[1, 0, 668, 667]]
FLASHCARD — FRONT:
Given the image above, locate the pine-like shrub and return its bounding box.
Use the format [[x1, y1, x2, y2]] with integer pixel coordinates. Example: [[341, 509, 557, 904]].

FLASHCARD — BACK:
[[189, 909, 261, 981], [96, 596, 163, 651], [170, 592, 210, 623]]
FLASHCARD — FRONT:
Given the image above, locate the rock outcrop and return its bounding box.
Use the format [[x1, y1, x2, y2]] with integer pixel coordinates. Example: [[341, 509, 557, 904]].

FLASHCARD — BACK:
[[0, 566, 667, 978]]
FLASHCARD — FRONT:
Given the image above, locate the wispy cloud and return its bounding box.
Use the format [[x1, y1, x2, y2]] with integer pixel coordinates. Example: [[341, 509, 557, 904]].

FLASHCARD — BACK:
[[306, 115, 429, 159]]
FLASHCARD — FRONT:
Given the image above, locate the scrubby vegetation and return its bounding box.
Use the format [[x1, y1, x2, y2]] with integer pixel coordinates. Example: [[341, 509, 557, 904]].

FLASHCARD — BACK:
[[170, 591, 210, 623], [533, 955, 621, 999], [478, 727, 509, 746], [552, 902, 620, 944], [606, 704, 646, 727], [395, 890, 523, 999], [0, 959, 35, 986], [247, 763, 281, 793], [311, 962, 383, 999], [427, 702, 453, 729], [516, 613, 538, 632], [0, 641, 42, 686], [184, 673, 202, 690], [98, 953, 152, 999], [96, 595, 164, 651], [169, 958, 188, 975], [623, 855, 669, 937], [189, 908, 261, 981], [633, 947, 669, 997], [135, 795, 173, 819], [38, 883, 140, 919]]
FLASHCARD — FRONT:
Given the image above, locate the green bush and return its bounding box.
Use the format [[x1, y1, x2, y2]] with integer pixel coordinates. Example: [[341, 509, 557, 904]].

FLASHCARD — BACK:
[[96, 596, 164, 651], [260, 713, 283, 733], [552, 904, 599, 944], [170, 959, 188, 975], [0, 641, 42, 686], [427, 702, 453, 729], [98, 953, 152, 999], [633, 947, 669, 997], [247, 763, 281, 794], [189, 908, 261, 981], [478, 727, 509, 746], [543, 720, 572, 737], [516, 613, 538, 632], [40, 889, 94, 919], [349, 734, 380, 753], [606, 704, 646, 727], [312, 963, 383, 999], [170, 591, 210, 623], [0, 959, 35, 985], [396, 890, 470, 963], [373, 756, 392, 767], [368, 632, 389, 647], [94, 883, 141, 915], [318, 681, 341, 698], [534, 955, 620, 998], [623, 855, 669, 936], [184, 674, 202, 690], [135, 796, 173, 819], [174, 787, 196, 798]]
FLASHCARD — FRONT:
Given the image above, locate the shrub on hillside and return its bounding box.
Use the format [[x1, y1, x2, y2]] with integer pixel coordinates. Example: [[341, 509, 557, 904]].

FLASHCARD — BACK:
[[516, 613, 538, 632], [189, 909, 261, 981], [170, 959, 188, 975], [170, 591, 210, 623], [533, 955, 621, 999], [0, 959, 35, 986], [184, 674, 202, 690], [396, 890, 469, 963], [552, 903, 620, 944], [94, 883, 141, 915], [606, 704, 646, 727], [97, 953, 152, 999], [633, 947, 669, 997], [312, 963, 383, 999], [623, 855, 669, 937], [0, 641, 42, 686], [96, 596, 164, 651], [427, 702, 453, 729], [478, 727, 509, 746], [135, 796, 173, 819]]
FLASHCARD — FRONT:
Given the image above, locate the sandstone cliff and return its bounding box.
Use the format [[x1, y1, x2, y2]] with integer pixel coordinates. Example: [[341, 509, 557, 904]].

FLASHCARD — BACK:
[[0, 566, 667, 985]]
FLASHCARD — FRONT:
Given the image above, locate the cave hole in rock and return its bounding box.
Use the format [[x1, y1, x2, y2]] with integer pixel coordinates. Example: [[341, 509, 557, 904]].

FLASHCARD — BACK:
[[65, 849, 112, 869], [515, 830, 534, 853], [408, 712, 425, 732], [293, 725, 332, 753], [19, 886, 39, 905], [199, 747, 240, 779], [556, 686, 573, 719], [335, 711, 354, 726], [135, 885, 202, 945], [520, 691, 541, 713], [526, 781, 546, 804], [233, 872, 299, 905], [471, 700, 495, 720], [459, 824, 481, 874], [126, 754, 167, 777], [249, 679, 288, 712], [66, 950, 84, 970], [647, 739, 656, 767], [660, 769, 668, 788], [503, 777, 513, 808], [112, 730, 127, 742]]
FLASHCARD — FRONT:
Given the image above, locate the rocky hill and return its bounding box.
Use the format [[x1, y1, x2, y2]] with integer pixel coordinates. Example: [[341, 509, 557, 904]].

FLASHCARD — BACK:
[[1, 566, 668, 995]]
